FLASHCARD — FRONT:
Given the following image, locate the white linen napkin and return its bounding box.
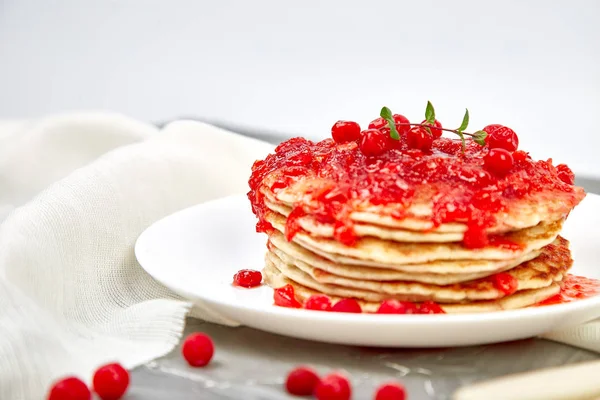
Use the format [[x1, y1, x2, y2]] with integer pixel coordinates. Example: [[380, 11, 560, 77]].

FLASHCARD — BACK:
[[0, 112, 598, 400], [0, 113, 273, 400]]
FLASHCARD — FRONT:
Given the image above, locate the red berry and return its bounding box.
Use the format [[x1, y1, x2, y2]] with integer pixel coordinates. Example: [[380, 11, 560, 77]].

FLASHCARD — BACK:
[[314, 373, 352, 400], [305, 295, 332, 311], [182, 333, 214, 367], [418, 301, 445, 314], [492, 272, 518, 295], [420, 119, 443, 138], [332, 121, 361, 143], [393, 114, 411, 135], [368, 117, 388, 130], [274, 284, 302, 308], [483, 124, 519, 151], [92, 363, 130, 400], [233, 269, 262, 288], [484, 148, 514, 176], [285, 366, 321, 396], [374, 382, 407, 400], [359, 129, 391, 157], [376, 299, 418, 314], [406, 127, 433, 151], [47, 377, 91, 400], [331, 298, 362, 313], [556, 164, 575, 185]]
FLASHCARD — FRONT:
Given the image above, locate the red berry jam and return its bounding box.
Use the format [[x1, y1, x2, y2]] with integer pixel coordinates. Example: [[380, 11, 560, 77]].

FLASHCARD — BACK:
[[406, 126, 433, 151], [331, 298, 362, 313], [374, 382, 407, 400], [274, 284, 302, 308], [304, 294, 332, 311], [484, 124, 519, 151], [233, 269, 262, 288], [359, 129, 391, 156], [418, 300, 445, 314], [314, 373, 352, 400], [492, 272, 518, 295], [182, 333, 215, 367], [47, 377, 91, 400], [537, 274, 600, 306], [556, 164, 575, 185], [93, 363, 130, 400], [332, 121, 361, 143], [376, 299, 418, 314], [285, 366, 321, 396], [421, 119, 443, 138], [248, 127, 582, 249], [484, 148, 514, 176]]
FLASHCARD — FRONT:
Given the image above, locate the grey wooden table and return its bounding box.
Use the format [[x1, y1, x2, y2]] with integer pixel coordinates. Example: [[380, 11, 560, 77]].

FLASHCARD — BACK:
[[134, 123, 600, 399]]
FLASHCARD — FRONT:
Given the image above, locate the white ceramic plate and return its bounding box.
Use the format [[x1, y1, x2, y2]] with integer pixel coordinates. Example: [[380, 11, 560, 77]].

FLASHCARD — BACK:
[[135, 193, 600, 348]]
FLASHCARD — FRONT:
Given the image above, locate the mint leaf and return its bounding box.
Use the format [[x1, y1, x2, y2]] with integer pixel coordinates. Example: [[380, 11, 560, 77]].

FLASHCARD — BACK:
[[456, 131, 466, 153], [458, 108, 469, 132], [472, 130, 487, 146], [379, 106, 400, 140], [425, 101, 436, 124]]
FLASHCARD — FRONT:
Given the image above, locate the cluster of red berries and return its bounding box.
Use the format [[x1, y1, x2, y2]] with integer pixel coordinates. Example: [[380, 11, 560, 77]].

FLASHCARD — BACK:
[[331, 114, 442, 157], [274, 284, 445, 314], [285, 366, 407, 400], [47, 363, 129, 400], [233, 269, 263, 288], [331, 116, 523, 177]]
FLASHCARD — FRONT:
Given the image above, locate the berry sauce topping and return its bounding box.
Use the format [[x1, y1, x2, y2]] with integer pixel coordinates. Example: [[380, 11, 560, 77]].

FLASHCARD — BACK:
[[274, 284, 303, 308], [47, 377, 91, 400], [248, 101, 582, 249], [314, 373, 352, 400], [376, 299, 418, 314], [93, 363, 130, 400], [537, 274, 600, 306], [285, 366, 321, 396], [417, 300, 446, 314], [182, 333, 215, 367], [491, 272, 519, 295], [375, 382, 408, 400], [304, 294, 333, 311], [233, 269, 263, 288]]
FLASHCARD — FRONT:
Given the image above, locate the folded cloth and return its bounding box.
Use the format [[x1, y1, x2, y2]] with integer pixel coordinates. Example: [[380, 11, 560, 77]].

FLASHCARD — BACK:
[[0, 113, 273, 399], [0, 113, 597, 399]]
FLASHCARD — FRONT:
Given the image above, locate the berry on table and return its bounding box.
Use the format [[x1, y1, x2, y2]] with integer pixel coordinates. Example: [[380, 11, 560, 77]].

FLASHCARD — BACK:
[[233, 269, 262, 288], [314, 373, 352, 400], [274, 284, 303, 308], [483, 124, 519, 151], [406, 127, 433, 151], [92, 363, 130, 400], [374, 382, 407, 400], [420, 119, 443, 138], [332, 121, 362, 143], [417, 301, 445, 314], [304, 294, 332, 311], [331, 298, 362, 313], [376, 299, 418, 314], [47, 377, 91, 400], [285, 366, 321, 396], [484, 148, 514, 176], [182, 333, 215, 367], [359, 129, 392, 157]]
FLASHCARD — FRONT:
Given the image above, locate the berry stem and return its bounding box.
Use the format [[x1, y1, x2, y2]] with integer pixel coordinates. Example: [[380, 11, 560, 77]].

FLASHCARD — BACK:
[[395, 123, 481, 139]]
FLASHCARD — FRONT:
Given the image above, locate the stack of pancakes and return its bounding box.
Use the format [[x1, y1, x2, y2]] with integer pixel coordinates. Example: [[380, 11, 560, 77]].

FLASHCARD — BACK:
[[256, 173, 585, 313]]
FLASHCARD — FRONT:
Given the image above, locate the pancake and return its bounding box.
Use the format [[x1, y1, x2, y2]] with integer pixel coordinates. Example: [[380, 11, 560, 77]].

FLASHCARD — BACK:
[[269, 231, 542, 284], [262, 261, 561, 314], [265, 236, 571, 303], [266, 211, 563, 264]]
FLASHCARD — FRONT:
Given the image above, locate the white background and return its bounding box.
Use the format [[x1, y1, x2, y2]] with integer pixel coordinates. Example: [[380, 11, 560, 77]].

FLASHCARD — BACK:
[[1, 0, 599, 176]]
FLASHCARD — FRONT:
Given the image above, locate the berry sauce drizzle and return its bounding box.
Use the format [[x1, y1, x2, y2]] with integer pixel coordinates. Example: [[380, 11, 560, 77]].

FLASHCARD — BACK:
[[536, 274, 600, 306], [248, 135, 578, 248]]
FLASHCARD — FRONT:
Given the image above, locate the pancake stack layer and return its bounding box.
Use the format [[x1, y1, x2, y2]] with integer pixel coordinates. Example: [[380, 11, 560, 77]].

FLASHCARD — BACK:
[[248, 136, 586, 313]]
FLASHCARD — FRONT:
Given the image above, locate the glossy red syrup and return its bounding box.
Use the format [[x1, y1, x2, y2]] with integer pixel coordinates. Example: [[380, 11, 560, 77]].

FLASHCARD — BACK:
[[248, 136, 578, 248], [233, 269, 262, 288], [537, 274, 600, 306]]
